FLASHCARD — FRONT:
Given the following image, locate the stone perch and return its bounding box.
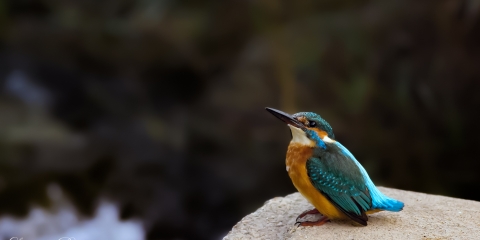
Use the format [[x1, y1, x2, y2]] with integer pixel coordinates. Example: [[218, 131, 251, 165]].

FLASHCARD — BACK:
[[224, 187, 480, 239]]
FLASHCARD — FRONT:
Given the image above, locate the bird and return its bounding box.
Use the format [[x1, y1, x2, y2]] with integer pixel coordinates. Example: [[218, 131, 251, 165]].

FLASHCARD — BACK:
[[265, 107, 404, 226]]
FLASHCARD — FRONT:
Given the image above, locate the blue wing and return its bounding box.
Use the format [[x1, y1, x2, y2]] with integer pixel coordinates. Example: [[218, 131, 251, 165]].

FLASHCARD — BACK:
[[307, 150, 372, 225], [334, 141, 404, 212]]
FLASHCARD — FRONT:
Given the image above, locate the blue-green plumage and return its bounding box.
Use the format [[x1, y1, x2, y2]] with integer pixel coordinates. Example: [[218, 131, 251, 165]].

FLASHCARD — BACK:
[[293, 112, 335, 138], [265, 107, 404, 226], [307, 143, 372, 224], [335, 141, 404, 212], [301, 112, 404, 224]]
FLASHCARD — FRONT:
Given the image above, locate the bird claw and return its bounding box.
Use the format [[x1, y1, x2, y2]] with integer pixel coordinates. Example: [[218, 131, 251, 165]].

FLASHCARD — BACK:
[[295, 209, 329, 227], [296, 208, 320, 222], [296, 216, 330, 227]]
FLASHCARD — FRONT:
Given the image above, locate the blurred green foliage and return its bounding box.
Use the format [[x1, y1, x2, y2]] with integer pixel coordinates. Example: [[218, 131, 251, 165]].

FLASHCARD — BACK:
[[0, 0, 480, 239]]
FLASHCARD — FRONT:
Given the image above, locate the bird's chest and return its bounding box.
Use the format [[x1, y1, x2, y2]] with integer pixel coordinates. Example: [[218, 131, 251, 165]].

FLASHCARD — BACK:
[[285, 143, 345, 219], [286, 143, 313, 187]]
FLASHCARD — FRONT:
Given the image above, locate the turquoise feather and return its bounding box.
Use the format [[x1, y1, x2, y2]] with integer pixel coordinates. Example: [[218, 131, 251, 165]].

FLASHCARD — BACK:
[[265, 108, 404, 226], [297, 111, 404, 224], [334, 141, 404, 212], [307, 144, 372, 224], [306, 140, 404, 225]]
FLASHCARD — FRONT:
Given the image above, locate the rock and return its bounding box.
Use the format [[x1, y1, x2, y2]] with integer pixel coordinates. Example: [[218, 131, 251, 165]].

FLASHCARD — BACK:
[[224, 187, 480, 240]]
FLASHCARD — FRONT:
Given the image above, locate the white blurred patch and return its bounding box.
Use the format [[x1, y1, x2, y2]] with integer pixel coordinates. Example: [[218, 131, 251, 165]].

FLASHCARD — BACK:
[[0, 184, 145, 240]]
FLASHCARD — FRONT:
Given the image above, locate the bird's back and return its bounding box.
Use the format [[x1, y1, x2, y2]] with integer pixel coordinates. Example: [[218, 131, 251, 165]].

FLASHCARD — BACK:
[[287, 140, 404, 225], [333, 141, 404, 212], [264, 107, 403, 225]]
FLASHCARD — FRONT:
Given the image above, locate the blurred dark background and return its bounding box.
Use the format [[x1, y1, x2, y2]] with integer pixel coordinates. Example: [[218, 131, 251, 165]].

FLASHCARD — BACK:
[[0, 0, 480, 239]]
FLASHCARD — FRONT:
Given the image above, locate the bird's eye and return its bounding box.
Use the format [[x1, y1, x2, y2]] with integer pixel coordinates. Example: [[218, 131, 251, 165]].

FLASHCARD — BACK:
[[309, 121, 316, 127]]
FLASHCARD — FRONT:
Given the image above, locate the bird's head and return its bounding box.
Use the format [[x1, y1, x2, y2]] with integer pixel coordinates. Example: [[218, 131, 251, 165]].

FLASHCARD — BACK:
[[265, 107, 335, 148]]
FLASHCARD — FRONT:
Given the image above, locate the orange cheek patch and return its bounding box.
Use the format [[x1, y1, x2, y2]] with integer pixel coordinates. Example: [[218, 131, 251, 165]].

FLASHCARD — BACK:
[[309, 128, 329, 139]]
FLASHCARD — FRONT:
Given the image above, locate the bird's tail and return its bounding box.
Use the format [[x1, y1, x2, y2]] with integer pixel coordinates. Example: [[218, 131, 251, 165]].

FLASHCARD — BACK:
[[334, 142, 405, 212], [374, 197, 404, 212]]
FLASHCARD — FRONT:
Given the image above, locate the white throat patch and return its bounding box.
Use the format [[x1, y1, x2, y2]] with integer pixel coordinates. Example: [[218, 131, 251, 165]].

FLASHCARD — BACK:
[[322, 135, 335, 143], [288, 125, 315, 146]]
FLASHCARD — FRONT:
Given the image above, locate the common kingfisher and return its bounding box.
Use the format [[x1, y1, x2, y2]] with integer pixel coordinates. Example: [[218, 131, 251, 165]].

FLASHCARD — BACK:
[[266, 107, 404, 226]]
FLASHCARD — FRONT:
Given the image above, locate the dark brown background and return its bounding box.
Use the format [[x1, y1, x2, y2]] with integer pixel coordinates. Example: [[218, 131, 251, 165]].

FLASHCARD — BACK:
[[0, 0, 479, 239]]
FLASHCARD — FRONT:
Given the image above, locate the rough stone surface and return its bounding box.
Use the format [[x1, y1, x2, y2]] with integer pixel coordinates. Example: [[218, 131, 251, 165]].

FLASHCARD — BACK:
[[224, 187, 480, 240]]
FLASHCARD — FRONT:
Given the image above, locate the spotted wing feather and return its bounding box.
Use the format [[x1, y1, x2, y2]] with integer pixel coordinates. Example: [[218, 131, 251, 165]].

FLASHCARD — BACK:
[[306, 150, 372, 225]]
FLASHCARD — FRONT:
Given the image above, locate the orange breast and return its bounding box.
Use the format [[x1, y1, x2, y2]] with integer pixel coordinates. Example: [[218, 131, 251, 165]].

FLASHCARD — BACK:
[[286, 143, 346, 219]]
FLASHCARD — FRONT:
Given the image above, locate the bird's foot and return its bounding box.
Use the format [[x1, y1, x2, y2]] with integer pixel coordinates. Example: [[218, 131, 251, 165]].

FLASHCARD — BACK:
[[295, 209, 330, 227], [296, 209, 320, 222], [296, 216, 330, 227]]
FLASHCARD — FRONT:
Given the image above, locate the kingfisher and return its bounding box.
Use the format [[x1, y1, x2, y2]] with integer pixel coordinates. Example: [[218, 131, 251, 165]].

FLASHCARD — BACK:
[[265, 107, 404, 226]]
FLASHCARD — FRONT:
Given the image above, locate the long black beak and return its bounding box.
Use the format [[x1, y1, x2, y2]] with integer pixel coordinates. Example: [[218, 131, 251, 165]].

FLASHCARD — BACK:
[[265, 107, 306, 130]]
